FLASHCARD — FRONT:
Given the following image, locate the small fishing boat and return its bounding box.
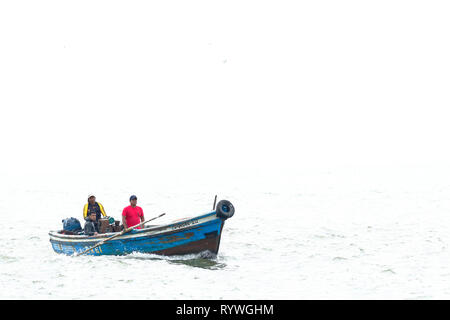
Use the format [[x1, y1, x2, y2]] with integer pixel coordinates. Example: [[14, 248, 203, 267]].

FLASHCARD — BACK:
[[49, 200, 235, 256]]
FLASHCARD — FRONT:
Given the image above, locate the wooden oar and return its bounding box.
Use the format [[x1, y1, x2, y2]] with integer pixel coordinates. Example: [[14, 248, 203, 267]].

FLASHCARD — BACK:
[[75, 213, 166, 256]]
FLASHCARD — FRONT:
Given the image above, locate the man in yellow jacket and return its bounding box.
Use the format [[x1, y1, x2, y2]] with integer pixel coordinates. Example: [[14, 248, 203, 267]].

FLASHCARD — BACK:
[[83, 194, 107, 221]]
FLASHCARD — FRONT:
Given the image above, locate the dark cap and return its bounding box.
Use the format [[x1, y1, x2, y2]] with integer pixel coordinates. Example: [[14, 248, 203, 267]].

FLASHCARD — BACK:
[[129, 195, 137, 201]]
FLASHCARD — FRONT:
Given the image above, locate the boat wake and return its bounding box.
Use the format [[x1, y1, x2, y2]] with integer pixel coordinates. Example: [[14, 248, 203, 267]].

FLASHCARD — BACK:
[[122, 251, 226, 270]]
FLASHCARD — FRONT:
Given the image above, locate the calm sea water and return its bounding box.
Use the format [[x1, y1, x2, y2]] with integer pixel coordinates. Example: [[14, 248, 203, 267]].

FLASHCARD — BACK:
[[1, 166, 450, 299]]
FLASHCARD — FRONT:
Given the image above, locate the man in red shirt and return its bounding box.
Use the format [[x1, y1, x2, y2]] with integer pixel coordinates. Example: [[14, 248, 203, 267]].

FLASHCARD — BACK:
[[122, 195, 145, 229]]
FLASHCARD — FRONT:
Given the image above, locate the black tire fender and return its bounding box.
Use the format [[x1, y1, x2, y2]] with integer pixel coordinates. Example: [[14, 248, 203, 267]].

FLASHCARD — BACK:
[[216, 200, 235, 219]]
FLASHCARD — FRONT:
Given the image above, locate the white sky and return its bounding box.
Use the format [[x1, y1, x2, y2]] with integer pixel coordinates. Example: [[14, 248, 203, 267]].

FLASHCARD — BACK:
[[0, 0, 449, 174]]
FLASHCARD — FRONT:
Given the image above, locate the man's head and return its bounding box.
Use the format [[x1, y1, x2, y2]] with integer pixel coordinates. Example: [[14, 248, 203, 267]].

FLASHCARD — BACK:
[[89, 211, 97, 221], [88, 194, 96, 205], [130, 195, 137, 207]]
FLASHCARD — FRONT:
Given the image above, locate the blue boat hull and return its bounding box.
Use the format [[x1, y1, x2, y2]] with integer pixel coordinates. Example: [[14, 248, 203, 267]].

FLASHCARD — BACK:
[[49, 212, 227, 256]]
